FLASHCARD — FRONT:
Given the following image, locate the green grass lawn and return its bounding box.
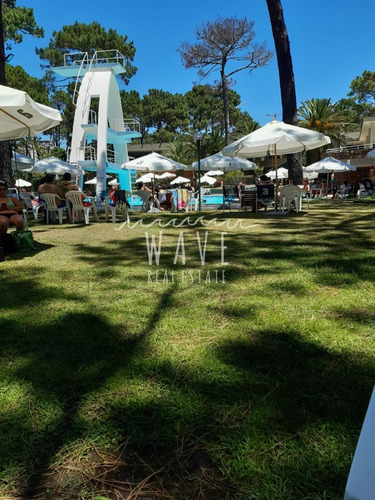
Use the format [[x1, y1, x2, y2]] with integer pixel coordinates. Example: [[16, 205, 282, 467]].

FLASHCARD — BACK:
[[1, 200, 375, 499]]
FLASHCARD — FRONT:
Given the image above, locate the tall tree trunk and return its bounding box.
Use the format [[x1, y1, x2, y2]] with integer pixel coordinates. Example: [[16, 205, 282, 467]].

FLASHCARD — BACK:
[[221, 69, 230, 145], [0, 0, 12, 185], [266, 0, 302, 184]]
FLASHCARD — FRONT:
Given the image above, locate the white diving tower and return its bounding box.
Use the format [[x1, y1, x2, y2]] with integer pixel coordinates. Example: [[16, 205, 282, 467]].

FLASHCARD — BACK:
[[53, 50, 141, 200]]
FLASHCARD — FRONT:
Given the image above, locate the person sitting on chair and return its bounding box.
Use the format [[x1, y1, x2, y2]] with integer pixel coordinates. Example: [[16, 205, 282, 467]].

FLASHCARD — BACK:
[[59, 172, 78, 194], [38, 174, 66, 207], [0, 180, 25, 235], [137, 181, 161, 210]]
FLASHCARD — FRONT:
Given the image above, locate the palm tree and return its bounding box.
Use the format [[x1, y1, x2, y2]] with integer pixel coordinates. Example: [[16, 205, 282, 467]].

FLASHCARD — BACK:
[[299, 98, 349, 146], [299, 98, 350, 163]]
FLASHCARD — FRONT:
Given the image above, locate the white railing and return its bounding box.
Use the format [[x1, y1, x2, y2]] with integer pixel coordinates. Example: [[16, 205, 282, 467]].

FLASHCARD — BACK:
[[111, 118, 141, 134], [67, 145, 123, 165], [62, 50, 125, 68], [106, 149, 123, 164], [67, 146, 97, 163], [85, 113, 139, 133], [326, 143, 375, 154], [89, 110, 97, 125]]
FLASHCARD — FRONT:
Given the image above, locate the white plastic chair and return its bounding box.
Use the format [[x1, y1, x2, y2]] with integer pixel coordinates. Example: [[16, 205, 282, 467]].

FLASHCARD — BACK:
[[20, 192, 45, 220], [335, 186, 349, 199], [280, 185, 302, 212], [39, 193, 71, 224], [137, 190, 151, 211], [65, 191, 98, 224], [104, 190, 131, 223]]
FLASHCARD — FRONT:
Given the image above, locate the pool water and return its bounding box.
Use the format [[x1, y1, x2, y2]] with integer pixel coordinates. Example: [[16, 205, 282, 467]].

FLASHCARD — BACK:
[[129, 194, 225, 208]]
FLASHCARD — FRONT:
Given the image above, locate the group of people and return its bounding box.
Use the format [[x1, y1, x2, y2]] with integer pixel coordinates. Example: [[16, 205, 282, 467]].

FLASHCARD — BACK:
[[0, 172, 91, 238]]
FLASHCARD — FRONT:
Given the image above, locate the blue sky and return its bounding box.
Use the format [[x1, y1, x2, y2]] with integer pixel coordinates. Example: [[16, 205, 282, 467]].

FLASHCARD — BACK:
[[8, 0, 374, 125]]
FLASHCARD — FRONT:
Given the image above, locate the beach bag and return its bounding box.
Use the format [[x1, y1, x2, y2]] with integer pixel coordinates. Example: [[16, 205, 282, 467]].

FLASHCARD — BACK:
[[0, 233, 17, 255], [12, 230, 36, 252]]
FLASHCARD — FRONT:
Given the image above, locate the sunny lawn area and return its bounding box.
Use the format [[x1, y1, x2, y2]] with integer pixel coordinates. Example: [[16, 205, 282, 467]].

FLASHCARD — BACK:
[[1, 200, 374, 499]]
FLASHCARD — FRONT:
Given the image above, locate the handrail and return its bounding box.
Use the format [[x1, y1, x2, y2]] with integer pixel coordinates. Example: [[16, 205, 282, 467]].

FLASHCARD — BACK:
[[72, 52, 89, 106], [111, 118, 141, 133], [67, 145, 123, 165], [62, 50, 125, 68], [326, 143, 375, 154]]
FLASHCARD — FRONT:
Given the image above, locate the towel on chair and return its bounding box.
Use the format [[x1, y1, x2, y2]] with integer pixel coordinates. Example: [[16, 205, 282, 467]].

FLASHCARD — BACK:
[[115, 190, 130, 208]]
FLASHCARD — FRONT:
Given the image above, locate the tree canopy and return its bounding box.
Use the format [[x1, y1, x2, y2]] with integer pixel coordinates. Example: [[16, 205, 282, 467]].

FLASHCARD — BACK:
[[36, 21, 137, 85], [178, 15, 272, 144], [349, 71, 375, 106], [2, 0, 43, 48]]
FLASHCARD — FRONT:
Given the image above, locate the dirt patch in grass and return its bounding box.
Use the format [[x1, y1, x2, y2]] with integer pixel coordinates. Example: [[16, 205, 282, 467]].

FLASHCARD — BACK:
[[28, 443, 236, 500]]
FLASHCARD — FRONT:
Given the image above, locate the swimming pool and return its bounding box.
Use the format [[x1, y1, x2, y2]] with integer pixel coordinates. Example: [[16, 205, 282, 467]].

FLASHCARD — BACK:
[[128, 194, 225, 208]]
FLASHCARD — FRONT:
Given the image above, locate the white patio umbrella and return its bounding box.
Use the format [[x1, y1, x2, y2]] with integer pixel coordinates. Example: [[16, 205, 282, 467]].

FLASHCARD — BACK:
[[222, 120, 331, 158], [170, 176, 191, 185], [266, 167, 289, 180], [30, 156, 83, 176], [123, 153, 187, 194], [84, 175, 111, 185], [302, 168, 319, 180], [11, 152, 34, 171], [15, 178, 32, 187], [158, 172, 176, 179], [122, 152, 187, 172], [0, 84, 62, 140], [200, 175, 217, 185], [222, 119, 331, 209], [192, 152, 256, 172], [136, 173, 162, 184], [304, 157, 357, 173], [206, 170, 225, 176]]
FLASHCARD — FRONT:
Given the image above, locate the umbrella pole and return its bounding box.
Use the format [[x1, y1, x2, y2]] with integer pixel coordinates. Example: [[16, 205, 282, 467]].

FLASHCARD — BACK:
[[274, 145, 278, 210]]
